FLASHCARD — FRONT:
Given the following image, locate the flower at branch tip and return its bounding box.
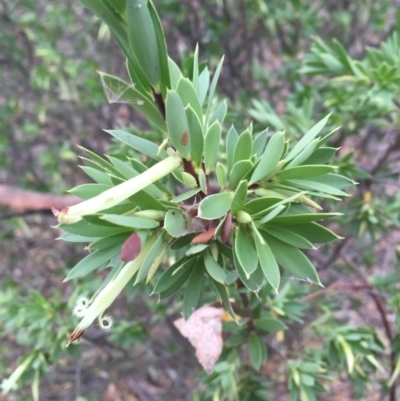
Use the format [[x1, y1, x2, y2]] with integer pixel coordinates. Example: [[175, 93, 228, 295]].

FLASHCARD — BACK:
[[67, 251, 145, 346], [54, 155, 182, 225]]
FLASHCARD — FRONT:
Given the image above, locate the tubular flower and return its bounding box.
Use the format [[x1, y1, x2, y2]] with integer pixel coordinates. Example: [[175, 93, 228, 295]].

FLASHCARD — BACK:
[[67, 249, 146, 345], [54, 155, 182, 225]]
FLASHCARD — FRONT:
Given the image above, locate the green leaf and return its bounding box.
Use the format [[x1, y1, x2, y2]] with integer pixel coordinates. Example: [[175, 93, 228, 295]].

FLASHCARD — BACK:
[[233, 129, 253, 164], [66, 244, 122, 281], [168, 57, 181, 89], [251, 131, 284, 183], [231, 180, 248, 216], [185, 105, 204, 168], [90, 232, 131, 250], [225, 330, 248, 347], [261, 226, 315, 249], [166, 90, 191, 158], [210, 279, 236, 319], [283, 179, 348, 196], [281, 222, 341, 243], [262, 232, 321, 285], [204, 121, 221, 172], [69, 184, 111, 200], [59, 220, 131, 237], [158, 261, 195, 300], [253, 192, 304, 223], [147, 0, 171, 95], [198, 168, 207, 194], [248, 332, 267, 370], [198, 67, 210, 106], [185, 244, 209, 256], [257, 205, 286, 225], [127, 0, 161, 90], [269, 211, 340, 225], [216, 162, 227, 189], [108, 156, 137, 180], [228, 160, 253, 190], [80, 166, 112, 185], [126, 57, 152, 97], [153, 257, 195, 293], [204, 251, 226, 284], [100, 214, 159, 229], [59, 233, 100, 243], [198, 192, 234, 220], [226, 125, 238, 172], [302, 147, 338, 164], [183, 262, 204, 319], [235, 226, 258, 277], [164, 210, 186, 237], [251, 223, 280, 291], [286, 114, 331, 161], [306, 173, 355, 190], [300, 373, 315, 387], [254, 317, 287, 333], [135, 232, 165, 284], [170, 188, 201, 202], [79, 146, 122, 176], [275, 165, 336, 180], [106, 129, 160, 160], [287, 139, 319, 168], [176, 76, 203, 121], [170, 233, 197, 250], [206, 56, 224, 124], [253, 129, 268, 157], [233, 239, 264, 292], [193, 44, 199, 94], [244, 196, 284, 216], [130, 190, 166, 211], [210, 101, 227, 125]]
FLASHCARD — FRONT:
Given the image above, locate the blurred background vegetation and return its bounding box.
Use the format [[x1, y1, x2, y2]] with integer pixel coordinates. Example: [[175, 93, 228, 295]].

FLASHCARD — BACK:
[[1, 0, 400, 400]]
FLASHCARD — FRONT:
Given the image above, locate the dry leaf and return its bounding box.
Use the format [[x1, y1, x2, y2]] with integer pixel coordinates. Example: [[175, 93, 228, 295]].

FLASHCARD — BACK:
[[174, 306, 224, 374]]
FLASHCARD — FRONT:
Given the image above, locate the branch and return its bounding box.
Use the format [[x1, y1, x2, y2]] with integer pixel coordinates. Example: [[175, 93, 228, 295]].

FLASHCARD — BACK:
[[0, 184, 80, 213]]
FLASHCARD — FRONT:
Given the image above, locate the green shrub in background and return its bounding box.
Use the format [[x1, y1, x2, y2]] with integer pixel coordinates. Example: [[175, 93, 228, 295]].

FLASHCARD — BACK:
[[1, 1, 400, 401]]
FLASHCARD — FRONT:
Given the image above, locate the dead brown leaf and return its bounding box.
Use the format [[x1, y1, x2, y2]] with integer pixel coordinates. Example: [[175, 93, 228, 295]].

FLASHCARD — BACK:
[[174, 306, 224, 374]]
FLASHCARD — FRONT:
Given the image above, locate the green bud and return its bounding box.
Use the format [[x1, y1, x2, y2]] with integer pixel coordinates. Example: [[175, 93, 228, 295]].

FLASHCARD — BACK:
[[181, 172, 198, 188], [236, 211, 252, 224], [134, 210, 166, 221]]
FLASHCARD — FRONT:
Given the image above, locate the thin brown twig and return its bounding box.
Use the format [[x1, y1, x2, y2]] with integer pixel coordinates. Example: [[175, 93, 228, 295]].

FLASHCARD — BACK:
[[341, 255, 396, 401]]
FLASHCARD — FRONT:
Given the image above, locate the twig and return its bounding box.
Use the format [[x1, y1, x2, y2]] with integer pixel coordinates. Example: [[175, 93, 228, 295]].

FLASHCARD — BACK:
[[341, 255, 396, 401], [301, 282, 374, 302]]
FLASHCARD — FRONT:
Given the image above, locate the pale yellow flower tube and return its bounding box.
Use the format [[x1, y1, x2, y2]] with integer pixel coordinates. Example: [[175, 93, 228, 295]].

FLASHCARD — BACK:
[[68, 246, 147, 345], [57, 155, 182, 224]]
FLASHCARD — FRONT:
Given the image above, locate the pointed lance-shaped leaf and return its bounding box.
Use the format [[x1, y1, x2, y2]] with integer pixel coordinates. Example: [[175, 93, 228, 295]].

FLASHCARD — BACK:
[[166, 90, 191, 158], [204, 121, 222, 172], [251, 222, 280, 292], [235, 226, 258, 277], [286, 114, 331, 161], [147, 0, 170, 95], [251, 131, 284, 184], [127, 0, 161, 92], [185, 105, 204, 168]]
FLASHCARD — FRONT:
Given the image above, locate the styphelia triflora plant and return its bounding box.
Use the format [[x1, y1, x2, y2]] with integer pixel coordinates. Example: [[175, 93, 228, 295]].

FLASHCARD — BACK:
[[53, 0, 353, 364]]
